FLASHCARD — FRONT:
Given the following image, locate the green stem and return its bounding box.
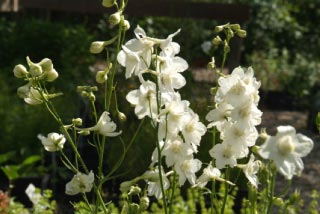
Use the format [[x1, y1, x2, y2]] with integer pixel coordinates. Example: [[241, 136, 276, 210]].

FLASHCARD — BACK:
[[265, 162, 276, 214], [168, 172, 176, 214], [221, 167, 230, 214]]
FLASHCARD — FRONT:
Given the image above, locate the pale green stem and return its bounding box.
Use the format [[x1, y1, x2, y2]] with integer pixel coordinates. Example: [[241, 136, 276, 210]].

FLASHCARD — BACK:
[[168, 172, 176, 214], [221, 167, 230, 214]]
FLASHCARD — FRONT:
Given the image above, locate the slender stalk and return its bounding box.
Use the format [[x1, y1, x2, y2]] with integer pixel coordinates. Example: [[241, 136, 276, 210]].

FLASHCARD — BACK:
[[221, 167, 230, 214], [168, 172, 176, 214], [265, 162, 276, 214]]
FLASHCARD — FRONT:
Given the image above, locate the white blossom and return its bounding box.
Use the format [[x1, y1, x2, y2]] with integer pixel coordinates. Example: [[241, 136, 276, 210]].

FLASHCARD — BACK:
[[86, 111, 122, 137], [38, 132, 66, 152], [258, 126, 313, 179], [65, 171, 94, 195]]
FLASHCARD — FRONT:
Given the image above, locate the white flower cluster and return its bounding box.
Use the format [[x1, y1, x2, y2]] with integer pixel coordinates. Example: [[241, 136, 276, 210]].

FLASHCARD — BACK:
[[206, 67, 262, 169], [118, 26, 207, 198]]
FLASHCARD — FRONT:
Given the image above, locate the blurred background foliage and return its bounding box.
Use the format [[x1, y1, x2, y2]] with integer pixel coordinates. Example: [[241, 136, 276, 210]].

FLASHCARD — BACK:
[[0, 0, 319, 194]]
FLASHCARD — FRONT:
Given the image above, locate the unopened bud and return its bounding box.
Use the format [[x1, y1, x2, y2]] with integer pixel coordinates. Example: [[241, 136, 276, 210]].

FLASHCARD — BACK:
[[90, 86, 98, 92], [118, 112, 127, 122], [90, 41, 105, 54], [120, 181, 134, 193], [96, 70, 108, 84], [223, 41, 230, 53], [13, 64, 28, 78], [230, 24, 240, 30], [45, 68, 59, 82], [128, 186, 141, 196], [109, 12, 121, 25], [78, 130, 90, 136], [121, 19, 130, 31], [259, 128, 269, 142], [212, 36, 222, 46], [210, 87, 217, 95], [273, 197, 284, 206], [207, 57, 216, 69], [72, 118, 83, 126], [139, 196, 149, 211], [236, 29, 247, 38], [102, 0, 115, 8], [81, 91, 89, 97], [89, 93, 96, 102], [214, 25, 224, 33]]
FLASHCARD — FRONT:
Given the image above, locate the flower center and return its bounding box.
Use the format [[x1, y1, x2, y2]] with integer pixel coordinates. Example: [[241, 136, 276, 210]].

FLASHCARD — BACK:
[[277, 135, 295, 155], [171, 140, 181, 153], [222, 146, 233, 158]]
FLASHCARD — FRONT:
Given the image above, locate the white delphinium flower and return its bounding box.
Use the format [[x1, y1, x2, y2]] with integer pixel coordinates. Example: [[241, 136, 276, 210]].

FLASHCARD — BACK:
[[143, 167, 170, 199], [230, 101, 262, 127], [86, 111, 122, 137], [23, 87, 45, 105], [222, 123, 258, 148], [206, 102, 232, 130], [25, 184, 41, 205], [194, 163, 234, 188], [37, 132, 66, 152], [161, 99, 190, 135], [158, 61, 187, 92], [162, 136, 194, 167], [65, 171, 94, 195], [238, 154, 261, 188], [126, 80, 158, 119], [181, 111, 206, 152], [174, 158, 202, 186], [209, 142, 239, 169], [258, 126, 313, 180]]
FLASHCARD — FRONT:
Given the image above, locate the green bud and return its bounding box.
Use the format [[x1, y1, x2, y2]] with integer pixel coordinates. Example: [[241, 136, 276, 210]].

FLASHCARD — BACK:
[[207, 57, 216, 69], [214, 25, 224, 33], [230, 24, 240, 30], [78, 130, 90, 136], [96, 70, 108, 84], [212, 36, 222, 46], [90, 41, 105, 54], [118, 112, 127, 122], [90, 86, 98, 92], [121, 19, 130, 31], [109, 11, 121, 25], [81, 91, 89, 97], [236, 29, 247, 38], [89, 93, 96, 102], [139, 196, 149, 211], [210, 87, 217, 95], [259, 128, 269, 142], [72, 118, 83, 126], [102, 0, 115, 8], [128, 203, 139, 214], [128, 186, 141, 196], [13, 64, 28, 78], [223, 41, 230, 53], [273, 197, 284, 206]]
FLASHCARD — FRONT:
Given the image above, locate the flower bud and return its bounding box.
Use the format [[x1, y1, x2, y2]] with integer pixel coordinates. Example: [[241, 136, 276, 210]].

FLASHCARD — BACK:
[[212, 36, 222, 46], [109, 12, 121, 25], [120, 181, 134, 193], [230, 24, 240, 30], [223, 41, 230, 53], [89, 93, 96, 102], [90, 41, 105, 54], [273, 197, 284, 206], [29, 63, 43, 77], [45, 68, 59, 82], [207, 57, 216, 69], [259, 128, 269, 142], [72, 118, 83, 126], [118, 112, 127, 122], [139, 196, 149, 211], [214, 25, 224, 33], [17, 84, 30, 98], [13, 64, 28, 78], [102, 0, 115, 8], [128, 186, 141, 196], [210, 87, 217, 95], [96, 70, 108, 84], [78, 130, 90, 136], [121, 19, 130, 31], [236, 29, 247, 38]]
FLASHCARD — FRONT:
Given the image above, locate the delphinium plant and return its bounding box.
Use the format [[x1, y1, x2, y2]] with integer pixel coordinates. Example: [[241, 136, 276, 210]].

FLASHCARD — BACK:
[[10, 0, 317, 213]]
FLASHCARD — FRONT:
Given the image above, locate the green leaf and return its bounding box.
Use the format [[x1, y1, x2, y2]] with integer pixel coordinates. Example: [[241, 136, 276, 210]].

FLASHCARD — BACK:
[[0, 151, 16, 165], [317, 112, 320, 133], [1, 165, 20, 180], [21, 155, 41, 166]]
